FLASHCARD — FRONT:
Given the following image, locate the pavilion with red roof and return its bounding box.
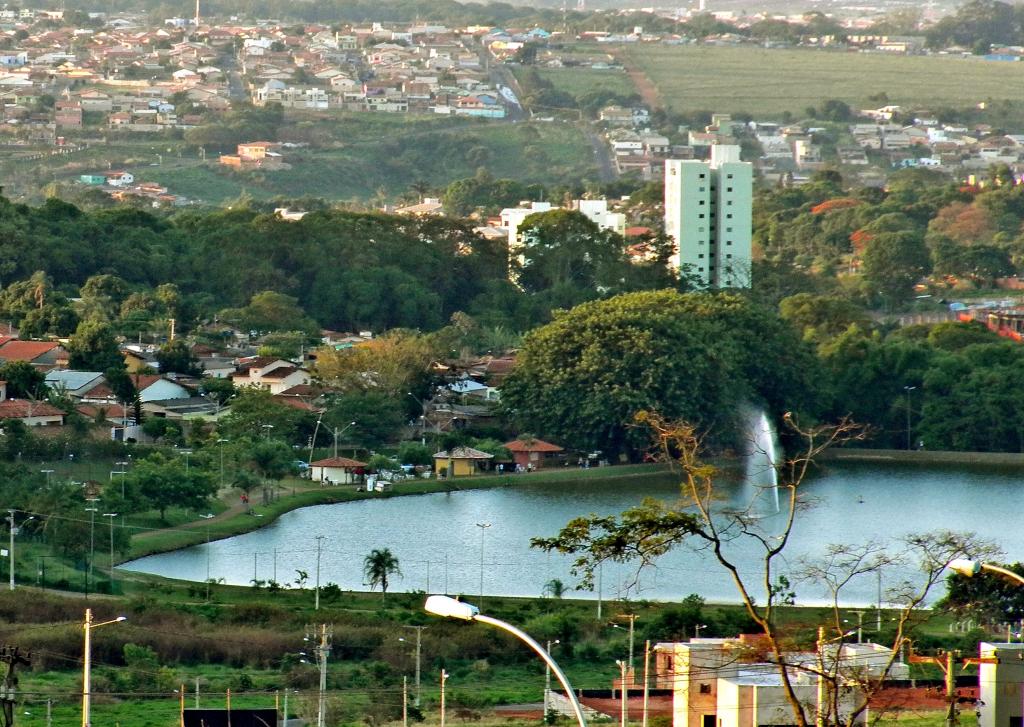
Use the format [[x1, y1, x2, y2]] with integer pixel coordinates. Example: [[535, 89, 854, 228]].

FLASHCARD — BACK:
[[503, 438, 564, 470]]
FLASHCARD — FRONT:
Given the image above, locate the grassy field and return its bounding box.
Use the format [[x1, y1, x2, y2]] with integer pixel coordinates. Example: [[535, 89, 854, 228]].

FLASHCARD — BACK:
[[0, 114, 600, 205], [535, 67, 638, 99], [622, 44, 1024, 116], [95, 117, 594, 205]]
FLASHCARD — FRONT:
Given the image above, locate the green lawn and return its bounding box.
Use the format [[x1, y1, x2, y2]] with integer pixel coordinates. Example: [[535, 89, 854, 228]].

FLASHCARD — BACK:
[[535, 67, 638, 99], [623, 44, 1024, 116], [141, 117, 598, 204]]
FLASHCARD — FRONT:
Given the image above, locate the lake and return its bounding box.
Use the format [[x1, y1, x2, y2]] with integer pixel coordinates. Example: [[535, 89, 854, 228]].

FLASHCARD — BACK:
[[120, 459, 1024, 606]]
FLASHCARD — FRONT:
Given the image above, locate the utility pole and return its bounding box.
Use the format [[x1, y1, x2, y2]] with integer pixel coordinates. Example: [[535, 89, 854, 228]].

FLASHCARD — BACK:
[[314, 535, 325, 610], [402, 676, 408, 727], [815, 627, 826, 727], [440, 669, 449, 727], [403, 625, 426, 706], [910, 647, 958, 727], [877, 571, 883, 631], [642, 640, 651, 727], [307, 623, 332, 727], [597, 563, 603, 620], [7, 510, 14, 591], [476, 522, 491, 604], [615, 613, 638, 676]]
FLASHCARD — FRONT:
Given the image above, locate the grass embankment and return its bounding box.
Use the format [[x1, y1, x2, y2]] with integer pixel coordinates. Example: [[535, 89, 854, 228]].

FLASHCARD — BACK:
[[621, 44, 1024, 116], [533, 67, 638, 99]]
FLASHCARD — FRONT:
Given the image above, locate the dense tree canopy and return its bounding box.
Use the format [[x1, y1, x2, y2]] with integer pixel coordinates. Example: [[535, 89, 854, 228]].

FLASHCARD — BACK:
[[501, 290, 821, 457]]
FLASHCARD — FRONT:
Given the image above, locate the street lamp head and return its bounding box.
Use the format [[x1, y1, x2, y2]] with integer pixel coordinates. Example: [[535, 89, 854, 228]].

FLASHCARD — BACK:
[[948, 558, 982, 577], [424, 595, 479, 621], [115, 616, 126, 622]]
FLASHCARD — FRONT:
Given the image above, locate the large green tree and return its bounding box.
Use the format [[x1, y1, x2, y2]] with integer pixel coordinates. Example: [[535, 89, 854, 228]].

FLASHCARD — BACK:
[[0, 360, 46, 398], [860, 230, 931, 305], [126, 455, 217, 521], [501, 290, 821, 457], [67, 320, 124, 372]]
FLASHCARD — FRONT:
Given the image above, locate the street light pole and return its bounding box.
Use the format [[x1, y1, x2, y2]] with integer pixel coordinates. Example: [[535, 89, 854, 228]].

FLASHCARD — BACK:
[[216, 440, 229, 487], [425, 595, 588, 727], [475, 522, 491, 604], [616, 660, 627, 727], [545, 639, 560, 715], [8, 510, 32, 591], [332, 421, 356, 459], [103, 514, 117, 589], [201, 514, 214, 601], [82, 609, 126, 727], [949, 558, 1024, 586], [314, 535, 325, 610], [614, 614, 638, 675], [85, 499, 100, 597], [402, 625, 426, 707]]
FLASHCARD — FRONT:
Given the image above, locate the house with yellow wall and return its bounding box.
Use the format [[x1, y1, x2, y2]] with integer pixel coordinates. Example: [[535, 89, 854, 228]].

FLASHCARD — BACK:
[[433, 446, 493, 477]]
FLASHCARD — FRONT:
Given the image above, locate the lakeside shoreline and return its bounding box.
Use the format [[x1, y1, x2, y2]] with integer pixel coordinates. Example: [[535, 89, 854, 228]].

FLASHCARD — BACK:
[[824, 448, 1024, 465], [126, 446, 1021, 565], [124, 462, 676, 562]]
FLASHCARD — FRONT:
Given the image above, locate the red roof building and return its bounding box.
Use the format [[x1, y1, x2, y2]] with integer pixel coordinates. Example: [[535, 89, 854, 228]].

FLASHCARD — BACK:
[[503, 438, 564, 470], [0, 340, 68, 368], [310, 456, 367, 485], [0, 399, 64, 425]]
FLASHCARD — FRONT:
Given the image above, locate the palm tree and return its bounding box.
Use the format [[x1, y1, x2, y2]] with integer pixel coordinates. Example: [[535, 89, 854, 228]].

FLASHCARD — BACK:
[[543, 578, 568, 598], [363, 548, 402, 599]]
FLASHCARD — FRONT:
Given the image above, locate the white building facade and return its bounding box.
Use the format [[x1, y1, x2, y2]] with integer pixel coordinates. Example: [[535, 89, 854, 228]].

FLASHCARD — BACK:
[[664, 144, 753, 288], [978, 642, 1024, 727]]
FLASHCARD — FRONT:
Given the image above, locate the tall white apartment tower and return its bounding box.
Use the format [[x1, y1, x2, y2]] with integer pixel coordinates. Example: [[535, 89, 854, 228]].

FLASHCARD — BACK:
[[664, 144, 753, 288]]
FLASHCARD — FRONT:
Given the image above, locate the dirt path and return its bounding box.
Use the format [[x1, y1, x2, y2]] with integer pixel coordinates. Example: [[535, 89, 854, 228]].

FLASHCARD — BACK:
[[132, 492, 249, 544], [614, 49, 663, 111]]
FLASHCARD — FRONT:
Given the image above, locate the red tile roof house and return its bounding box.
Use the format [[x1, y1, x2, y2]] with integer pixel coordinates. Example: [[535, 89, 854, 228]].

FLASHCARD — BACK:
[[0, 340, 69, 369], [0, 381, 64, 426], [504, 438, 564, 470]]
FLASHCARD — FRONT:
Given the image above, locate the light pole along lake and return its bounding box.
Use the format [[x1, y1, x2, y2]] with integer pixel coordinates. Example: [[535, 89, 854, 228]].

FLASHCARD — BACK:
[[121, 460, 1024, 605]]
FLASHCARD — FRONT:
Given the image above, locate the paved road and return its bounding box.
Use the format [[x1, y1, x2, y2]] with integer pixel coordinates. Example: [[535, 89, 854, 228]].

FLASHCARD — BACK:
[[582, 124, 617, 182]]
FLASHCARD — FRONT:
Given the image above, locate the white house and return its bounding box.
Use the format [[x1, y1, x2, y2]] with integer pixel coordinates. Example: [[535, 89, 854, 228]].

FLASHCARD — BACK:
[[232, 357, 312, 394], [499, 201, 553, 246], [574, 199, 627, 236], [105, 171, 134, 187], [310, 456, 367, 484]]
